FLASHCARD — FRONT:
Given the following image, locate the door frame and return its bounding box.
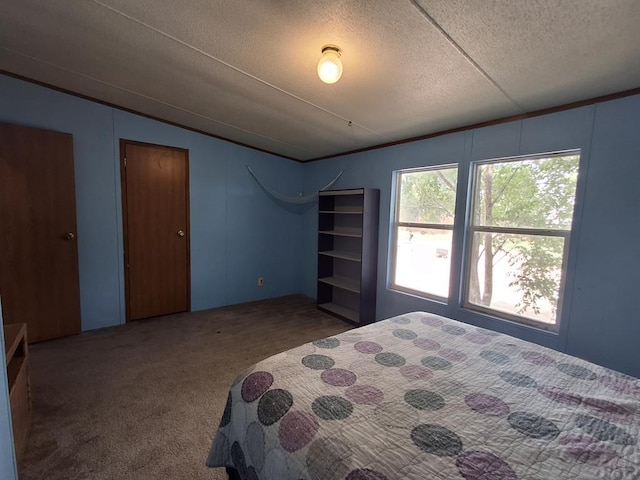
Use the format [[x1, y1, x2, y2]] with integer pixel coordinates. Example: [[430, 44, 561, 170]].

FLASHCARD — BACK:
[[119, 139, 191, 322]]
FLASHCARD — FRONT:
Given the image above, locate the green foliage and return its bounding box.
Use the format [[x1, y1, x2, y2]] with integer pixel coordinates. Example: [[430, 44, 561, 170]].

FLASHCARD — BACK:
[[399, 168, 457, 224], [403, 155, 579, 321]]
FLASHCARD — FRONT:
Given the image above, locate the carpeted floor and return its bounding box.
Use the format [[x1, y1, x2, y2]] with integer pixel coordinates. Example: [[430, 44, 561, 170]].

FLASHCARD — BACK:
[[18, 295, 351, 480]]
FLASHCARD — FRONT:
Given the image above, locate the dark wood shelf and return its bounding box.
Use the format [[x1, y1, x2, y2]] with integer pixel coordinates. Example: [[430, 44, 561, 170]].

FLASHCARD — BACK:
[[317, 188, 379, 325], [3, 323, 31, 463]]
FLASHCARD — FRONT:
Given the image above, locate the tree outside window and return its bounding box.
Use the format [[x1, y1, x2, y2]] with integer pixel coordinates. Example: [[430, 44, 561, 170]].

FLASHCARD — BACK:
[[391, 152, 580, 331]]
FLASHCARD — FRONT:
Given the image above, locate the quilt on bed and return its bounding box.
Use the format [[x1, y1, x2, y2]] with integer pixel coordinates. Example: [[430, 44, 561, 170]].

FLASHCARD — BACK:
[[206, 312, 640, 480]]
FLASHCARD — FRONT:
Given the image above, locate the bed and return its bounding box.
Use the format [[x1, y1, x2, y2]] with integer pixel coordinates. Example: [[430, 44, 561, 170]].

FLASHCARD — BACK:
[[206, 312, 640, 480]]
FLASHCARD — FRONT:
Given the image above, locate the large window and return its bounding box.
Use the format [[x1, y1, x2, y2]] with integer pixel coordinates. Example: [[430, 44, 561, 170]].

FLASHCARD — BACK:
[[391, 165, 458, 299], [464, 153, 580, 330], [390, 151, 580, 332]]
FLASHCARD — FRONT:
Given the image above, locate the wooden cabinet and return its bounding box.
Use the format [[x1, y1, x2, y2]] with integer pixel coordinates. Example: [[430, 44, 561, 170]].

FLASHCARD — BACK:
[[317, 188, 379, 325], [4, 323, 31, 462]]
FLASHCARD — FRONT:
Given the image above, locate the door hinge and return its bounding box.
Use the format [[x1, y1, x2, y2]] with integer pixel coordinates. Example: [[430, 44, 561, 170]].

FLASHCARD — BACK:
[[123, 157, 127, 167]]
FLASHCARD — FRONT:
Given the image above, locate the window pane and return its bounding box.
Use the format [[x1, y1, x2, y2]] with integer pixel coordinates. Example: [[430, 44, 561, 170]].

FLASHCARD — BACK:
[[466, 232, 565, 327], [393, 227, 452, 298], [398, 167, 457, 224], [473, 155, 579, 230]]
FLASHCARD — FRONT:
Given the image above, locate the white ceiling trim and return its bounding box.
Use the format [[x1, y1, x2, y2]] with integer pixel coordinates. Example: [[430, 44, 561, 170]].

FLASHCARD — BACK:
[[91, 0, 388, 141]]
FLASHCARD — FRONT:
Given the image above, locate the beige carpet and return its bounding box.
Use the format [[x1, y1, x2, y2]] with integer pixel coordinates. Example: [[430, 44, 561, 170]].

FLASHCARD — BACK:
[[18, 295, 351, 480]]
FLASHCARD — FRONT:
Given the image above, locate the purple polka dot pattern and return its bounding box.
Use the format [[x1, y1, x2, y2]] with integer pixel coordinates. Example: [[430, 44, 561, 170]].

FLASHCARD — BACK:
[[413, 338, 441, 350], [521, 351, 556, 366], [278, 411, 319, 453], [465, 333, 492, 345], [354, 341, 383, 354], [346, 469, 390, 480], [560, 436, 620, 466], [456, 451, 517, 480], [537, 385, 582, 406], [399, 365, 433, 381], [439, 349, 467, 363], [321, 368, 357, 387], [346, 385, 385, 405], [421, 316, 443, 327], [210, 311, 637, 480], [241, 372, 274, 402], [465, 393, 509, 417]]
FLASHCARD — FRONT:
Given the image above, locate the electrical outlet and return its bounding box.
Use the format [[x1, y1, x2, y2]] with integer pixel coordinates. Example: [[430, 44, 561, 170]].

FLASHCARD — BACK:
[[258, 277, 264, 286]]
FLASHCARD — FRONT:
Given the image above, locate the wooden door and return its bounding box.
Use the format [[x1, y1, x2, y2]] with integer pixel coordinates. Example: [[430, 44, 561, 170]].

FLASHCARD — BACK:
[[121, 140, 190, 321], [0, 123, 81, 343]]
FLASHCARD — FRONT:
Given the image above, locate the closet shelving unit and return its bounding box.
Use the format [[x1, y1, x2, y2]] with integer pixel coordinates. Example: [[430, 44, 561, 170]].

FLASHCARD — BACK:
[[317, 188, 379, 325]]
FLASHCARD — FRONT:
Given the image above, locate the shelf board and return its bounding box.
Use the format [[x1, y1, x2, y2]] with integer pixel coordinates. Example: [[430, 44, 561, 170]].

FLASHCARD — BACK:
[[319, 229, 362, 238], [318, 276, 361, 293], [319, 250, 362, 262], [318, 303, 359, 323], [4, 323, 26, 367], [319, 210, 363, 215], [7, 356, 25, 392]]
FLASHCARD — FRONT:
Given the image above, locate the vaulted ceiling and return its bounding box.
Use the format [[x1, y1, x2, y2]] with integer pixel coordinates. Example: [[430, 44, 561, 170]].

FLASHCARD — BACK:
[[1, 1, 639, 161]]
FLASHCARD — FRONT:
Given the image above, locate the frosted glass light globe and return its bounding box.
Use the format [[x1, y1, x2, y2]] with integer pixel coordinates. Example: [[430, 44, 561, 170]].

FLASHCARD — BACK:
[[317, 47, 343, 84]]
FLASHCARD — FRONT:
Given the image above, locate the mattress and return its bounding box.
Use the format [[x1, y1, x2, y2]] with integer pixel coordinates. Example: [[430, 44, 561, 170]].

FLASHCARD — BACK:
[[206, 311, 640, 479]]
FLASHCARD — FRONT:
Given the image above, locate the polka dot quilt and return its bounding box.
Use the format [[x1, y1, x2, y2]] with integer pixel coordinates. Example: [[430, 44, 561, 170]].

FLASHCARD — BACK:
[[206, 312, 640, 479]]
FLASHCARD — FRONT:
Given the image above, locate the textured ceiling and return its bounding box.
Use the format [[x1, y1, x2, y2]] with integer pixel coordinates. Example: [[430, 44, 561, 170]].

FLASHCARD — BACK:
[[0, 0, 639, 161]]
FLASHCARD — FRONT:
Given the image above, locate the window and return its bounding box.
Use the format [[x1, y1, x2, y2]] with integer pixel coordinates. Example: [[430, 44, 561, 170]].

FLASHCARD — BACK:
[[464, 152, 580, 330], [390, 151, 580, 332], [391, 165, 458, 299]]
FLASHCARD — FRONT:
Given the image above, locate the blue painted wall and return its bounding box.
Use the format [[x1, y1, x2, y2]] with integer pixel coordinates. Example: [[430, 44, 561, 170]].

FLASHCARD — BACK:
[[303, 96, 640, 378], [0, 72, 638, 380], [0, 73, 305, 330], [0, 297, 18, 480]]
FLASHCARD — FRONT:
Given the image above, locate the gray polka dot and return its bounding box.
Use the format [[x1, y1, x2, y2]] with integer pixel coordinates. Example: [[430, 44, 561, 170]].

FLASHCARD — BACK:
[[393, 329, 418, 340], [480, 350, 511, 365], [411, 424, 463, 456], [442, 324, 466, 335], [302, 354, 335, 370], [499, 371, 537, 388], [575, 415, 636, 445], [375, 352, 406, 367], [312, 396, 353, 421], [421, 356, 453, 370], [220, 392, 232, 427], [257, 389, 293, 426], [558, 363, 597, 380], [508, 412, 560, 439], [405, 390, 445, 411], [313, 338, 340, 349], [391, 316, 411, 324]]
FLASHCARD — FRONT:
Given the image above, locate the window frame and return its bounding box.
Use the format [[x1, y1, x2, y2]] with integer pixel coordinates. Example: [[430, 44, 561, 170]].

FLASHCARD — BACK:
[[389, 164, 458, 301], [461, 151, 580, 332]]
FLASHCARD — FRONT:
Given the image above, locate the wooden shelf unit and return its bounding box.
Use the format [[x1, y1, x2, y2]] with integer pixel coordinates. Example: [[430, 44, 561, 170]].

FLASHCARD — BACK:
[[4, 323, 31, 463], [317, 188, 379, 325]]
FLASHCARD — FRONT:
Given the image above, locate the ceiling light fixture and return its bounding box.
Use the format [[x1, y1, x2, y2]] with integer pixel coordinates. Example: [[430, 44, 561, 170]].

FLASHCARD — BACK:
[[317, 46, 343, 84]]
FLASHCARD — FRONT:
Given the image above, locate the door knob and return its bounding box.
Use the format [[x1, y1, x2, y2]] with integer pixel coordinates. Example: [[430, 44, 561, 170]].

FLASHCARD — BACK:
[[177, 230, 185, 237], [65, 232, 75, 240]]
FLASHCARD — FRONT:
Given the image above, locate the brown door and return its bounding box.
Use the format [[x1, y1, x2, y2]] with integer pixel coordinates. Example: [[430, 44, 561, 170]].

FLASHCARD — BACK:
[[121, 140, 190, 321], [0, 123, 81, 343]]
